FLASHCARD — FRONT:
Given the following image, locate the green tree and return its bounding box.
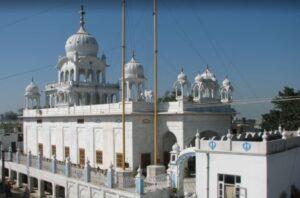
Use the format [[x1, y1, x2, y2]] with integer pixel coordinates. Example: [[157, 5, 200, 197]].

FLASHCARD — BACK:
[[158, 90, 176, 102], [261, 87, 300, 130]]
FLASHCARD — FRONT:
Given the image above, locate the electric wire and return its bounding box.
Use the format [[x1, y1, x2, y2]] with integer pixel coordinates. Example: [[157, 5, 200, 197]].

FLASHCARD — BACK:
[[0, 2, 69, 31]]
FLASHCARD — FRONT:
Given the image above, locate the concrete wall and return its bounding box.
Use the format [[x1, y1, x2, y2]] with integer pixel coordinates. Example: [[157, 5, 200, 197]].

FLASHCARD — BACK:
[[196, 152, 267, 198], [23, 102, 232, 170], [267, 147, 300, 198], [24, 116, 133, 169]]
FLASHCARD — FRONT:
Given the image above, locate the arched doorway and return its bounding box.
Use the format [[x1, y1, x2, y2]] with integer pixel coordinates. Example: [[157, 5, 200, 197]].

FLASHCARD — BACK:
[[169, 146, 197, 197], [162, 131, 177, 167]]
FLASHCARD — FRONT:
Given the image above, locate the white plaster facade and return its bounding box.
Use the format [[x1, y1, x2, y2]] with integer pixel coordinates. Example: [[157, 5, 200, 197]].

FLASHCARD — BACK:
[[168, 131, 300, 198], [22, 6, 235, 172]]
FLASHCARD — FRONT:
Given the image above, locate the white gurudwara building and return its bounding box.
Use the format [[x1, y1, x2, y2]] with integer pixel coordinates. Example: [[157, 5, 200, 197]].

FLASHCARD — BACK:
[[2, 5, 300, 198], [22, 7, 235, 171]]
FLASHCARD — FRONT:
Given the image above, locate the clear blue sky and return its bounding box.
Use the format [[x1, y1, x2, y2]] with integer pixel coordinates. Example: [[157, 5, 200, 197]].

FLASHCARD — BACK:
[[0, 1, 299, 119]]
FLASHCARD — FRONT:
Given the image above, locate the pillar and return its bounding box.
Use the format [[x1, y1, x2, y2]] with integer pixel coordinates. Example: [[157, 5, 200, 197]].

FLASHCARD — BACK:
[[8, 169, 13, 180], [52, 183, 57, 198], [27, 151, 32, 167], [38, 179, 45, 197], [16, 172, 22, 188], [135, 166, 144, 195], [37, 152, 42, 169], [106, 163, 114, 188], [84, 160, 91, 182], [65, 157, 71, 177], [28, 176, 34, 192], [51, 155, 57, 173], [16, 147, 20, 163]]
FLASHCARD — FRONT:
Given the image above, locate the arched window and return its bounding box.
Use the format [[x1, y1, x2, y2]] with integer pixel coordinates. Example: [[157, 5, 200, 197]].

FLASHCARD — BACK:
[[86, 70, 93, 82], [86, 93, 91, 105], [111, 94, 117, 103], [95, 93, 100, 104], [131, 83, 137, 101], [65, 71, 69, 82], [60, 71, 64, 82], [77, 93, 82, 105], [70, 69, 74, 81], [79, 69, 86, 82], [97, 71, 102, 83]]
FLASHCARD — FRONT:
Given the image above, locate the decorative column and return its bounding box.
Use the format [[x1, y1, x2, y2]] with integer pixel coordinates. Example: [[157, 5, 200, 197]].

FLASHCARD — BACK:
[[65, 157, 71, 177], [106, 163, 114, 188], [195, 131, 200, 149], [37, 152, 42, 169], [28, 176, 34, 192], [51, 155, 57, 173], [16, 172, 22, 188], [135, 166, 144, 195], [8, 146, 12, 161], [38, 179, 45, 197], [27, 151, 32, 167], [52, 182, 57, 198], [84, 160, 91, 182], [16, 147, 20, 163]]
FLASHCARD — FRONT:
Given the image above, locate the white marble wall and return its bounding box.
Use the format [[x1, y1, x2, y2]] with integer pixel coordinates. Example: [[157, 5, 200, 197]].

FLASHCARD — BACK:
[[23, 111, 231, 170]]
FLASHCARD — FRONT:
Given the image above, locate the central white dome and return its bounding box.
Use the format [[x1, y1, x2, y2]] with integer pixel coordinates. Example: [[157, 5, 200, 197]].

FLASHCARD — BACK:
[[65, 6, 99, 58], [65, 28, 98, 58]]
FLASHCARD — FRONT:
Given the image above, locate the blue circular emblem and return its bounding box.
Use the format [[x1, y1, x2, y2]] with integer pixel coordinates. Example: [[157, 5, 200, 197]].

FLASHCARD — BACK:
[[243, 142, 251, 152], [209, 141, 216, 150]]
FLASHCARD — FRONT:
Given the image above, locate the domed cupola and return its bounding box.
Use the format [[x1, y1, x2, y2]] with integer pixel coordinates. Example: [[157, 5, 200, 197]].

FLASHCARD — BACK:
[[123, 52, 146, 102], [200, 66, 217, 81], [65, 6, 99, 59], [125, 52, 145, 80], [177, 69, 188, 83], [192, 66, 219, 103], [173, 68, 190, 101], [194, 73, 202, 82], [25, 78, 40, 97], [222, 77, 230, 87], [24, 78, 40, 109], [220, 76, 233, 103]]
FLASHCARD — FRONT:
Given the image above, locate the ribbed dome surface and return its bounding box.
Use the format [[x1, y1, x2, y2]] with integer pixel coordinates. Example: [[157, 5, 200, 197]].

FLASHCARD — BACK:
[[25, 80, 40, 96], [65, 27, 98, 58], [125, 57, 145, 79]]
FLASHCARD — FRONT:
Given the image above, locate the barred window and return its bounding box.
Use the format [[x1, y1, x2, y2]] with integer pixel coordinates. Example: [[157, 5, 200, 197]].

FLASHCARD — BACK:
[[65, 146, 70, 158], [116, 153, 123, 168], [38, 143, 43, 156], [79, 148, 85, 166], [51, 145, 56, 156], [96, 150, 103, 164]]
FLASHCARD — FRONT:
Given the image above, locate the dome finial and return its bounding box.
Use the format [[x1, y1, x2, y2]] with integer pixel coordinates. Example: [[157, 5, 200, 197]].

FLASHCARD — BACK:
[[79, 5, 86, 31], [132, 50, 135, 59], [181, 67, 184, 73], [31, 77, 34, 82]]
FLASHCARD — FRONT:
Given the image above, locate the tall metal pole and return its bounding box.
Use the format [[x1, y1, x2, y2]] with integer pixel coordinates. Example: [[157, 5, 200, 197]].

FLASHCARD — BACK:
[[121, 0, 126, 170], [153, 0, 158, 165]]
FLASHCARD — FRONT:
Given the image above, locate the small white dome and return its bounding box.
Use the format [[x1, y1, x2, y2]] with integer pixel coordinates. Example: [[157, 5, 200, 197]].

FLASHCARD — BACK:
[[200, 67, 216, 81], [65, 6, 99, 58], [177, 70, 187, 82], [25, 80, 40, 96], [172, 143, 180, 152], [194, 73, 202, 82], [125, 57, 145, 79], [222, 77, 230, 86]]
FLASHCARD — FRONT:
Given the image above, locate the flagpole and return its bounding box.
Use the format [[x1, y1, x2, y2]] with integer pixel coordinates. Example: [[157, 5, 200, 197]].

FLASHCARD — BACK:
[[121, 0, 126, 170]]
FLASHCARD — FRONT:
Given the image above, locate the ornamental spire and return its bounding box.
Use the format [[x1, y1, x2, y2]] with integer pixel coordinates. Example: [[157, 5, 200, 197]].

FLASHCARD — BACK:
[[79, 5, 86, 32]]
